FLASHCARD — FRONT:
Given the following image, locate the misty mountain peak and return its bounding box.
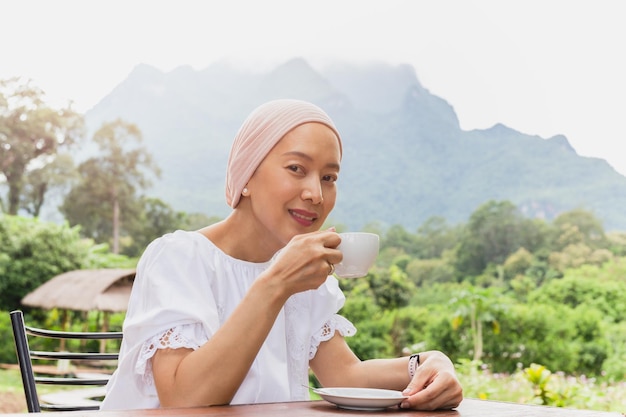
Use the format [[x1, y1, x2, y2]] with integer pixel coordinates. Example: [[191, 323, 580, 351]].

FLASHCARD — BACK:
[[85, 59, 626, 232]]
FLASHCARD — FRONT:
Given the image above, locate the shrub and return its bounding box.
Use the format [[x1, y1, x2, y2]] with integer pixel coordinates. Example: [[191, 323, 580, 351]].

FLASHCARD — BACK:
[[0, 311, 17, 363], [0, 214, 135, 312]]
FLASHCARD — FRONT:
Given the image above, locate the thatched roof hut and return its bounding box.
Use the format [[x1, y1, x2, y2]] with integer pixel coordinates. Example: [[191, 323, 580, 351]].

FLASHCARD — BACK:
[[22, 269, 136, 313]]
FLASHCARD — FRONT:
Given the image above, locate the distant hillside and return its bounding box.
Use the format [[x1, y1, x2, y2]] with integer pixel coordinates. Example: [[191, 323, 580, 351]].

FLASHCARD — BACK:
[[83, 58, 626, 232]]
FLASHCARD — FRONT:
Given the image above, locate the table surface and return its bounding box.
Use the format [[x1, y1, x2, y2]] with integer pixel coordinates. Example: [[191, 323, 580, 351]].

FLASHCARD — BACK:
[[3, 398, 622, 416]]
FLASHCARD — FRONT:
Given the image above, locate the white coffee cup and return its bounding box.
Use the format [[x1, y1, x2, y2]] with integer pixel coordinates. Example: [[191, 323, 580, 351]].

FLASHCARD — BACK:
[[334, 232, 380, 278]]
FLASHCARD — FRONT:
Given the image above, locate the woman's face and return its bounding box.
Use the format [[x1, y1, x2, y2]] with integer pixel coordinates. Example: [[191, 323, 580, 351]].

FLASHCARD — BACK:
[[244, 122, 341, 247]]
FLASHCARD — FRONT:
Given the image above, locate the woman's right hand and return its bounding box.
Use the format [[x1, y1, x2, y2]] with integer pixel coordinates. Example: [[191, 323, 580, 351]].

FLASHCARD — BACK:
[[264, 229, 343, 296]]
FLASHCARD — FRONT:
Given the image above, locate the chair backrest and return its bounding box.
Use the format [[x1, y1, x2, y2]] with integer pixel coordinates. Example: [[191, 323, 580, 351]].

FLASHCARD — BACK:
[[10, 310, 123, 412]]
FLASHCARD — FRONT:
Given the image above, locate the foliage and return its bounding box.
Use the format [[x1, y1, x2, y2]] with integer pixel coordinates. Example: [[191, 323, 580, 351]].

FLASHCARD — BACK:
[[528, 273, 626, 322], [455, 360, 626, 412], [0, 215, 90, 311], [382, 225, 418, 257], [388, 306, 431, 356], [525, 363, 571, 406], [454, 200, 543, 278], [552, 209, 608, 250], [0, 215, 135, 312], [0, 311, 16, 363], [366, 265, 415, 310], [121, 197, 187, 257], [60, 119, 160, 254], [345, 212, 622, 377], [469, 303, 608, 375], [181, 213, 222, 232], [412, 216, 461, 259], [600, 320, 626, 381], [341, 294, 393, 360], [405, 255, 456, 287], [0, 77, 84, 215], [21, 153, 78, 217], [83, 242, 138, 269], [450, 286, 504, 361]]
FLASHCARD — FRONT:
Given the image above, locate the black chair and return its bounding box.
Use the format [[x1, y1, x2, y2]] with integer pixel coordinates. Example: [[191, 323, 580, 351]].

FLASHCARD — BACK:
[[10, 310, 123, 412]]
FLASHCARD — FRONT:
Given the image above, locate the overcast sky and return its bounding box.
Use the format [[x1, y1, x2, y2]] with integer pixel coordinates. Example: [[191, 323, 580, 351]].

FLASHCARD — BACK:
[[2, 0, 625, 176]]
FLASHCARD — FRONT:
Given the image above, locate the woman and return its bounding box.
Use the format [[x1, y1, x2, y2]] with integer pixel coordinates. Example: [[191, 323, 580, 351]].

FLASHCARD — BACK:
[[101, 99, 462, 410]]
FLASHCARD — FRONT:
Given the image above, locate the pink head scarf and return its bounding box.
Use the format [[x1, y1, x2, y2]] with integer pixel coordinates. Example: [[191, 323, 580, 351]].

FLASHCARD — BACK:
[[225, 99, 342, 208]]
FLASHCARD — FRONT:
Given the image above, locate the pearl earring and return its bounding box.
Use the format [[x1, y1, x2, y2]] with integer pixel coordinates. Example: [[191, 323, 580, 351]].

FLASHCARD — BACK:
[[242, 187, 248, 195]]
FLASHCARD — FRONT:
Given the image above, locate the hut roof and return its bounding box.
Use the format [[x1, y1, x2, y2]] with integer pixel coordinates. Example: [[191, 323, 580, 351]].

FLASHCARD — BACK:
[[21, 269, 136, 312]]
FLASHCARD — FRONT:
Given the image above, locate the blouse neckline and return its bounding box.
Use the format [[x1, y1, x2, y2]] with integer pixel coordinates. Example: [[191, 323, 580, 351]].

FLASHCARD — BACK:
[[188, 230, 276, 269]]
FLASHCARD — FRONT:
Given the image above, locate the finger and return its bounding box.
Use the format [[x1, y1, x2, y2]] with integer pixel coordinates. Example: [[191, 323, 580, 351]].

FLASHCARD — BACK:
[[321, 231, 341, 250], [326, 261, 335, 276], [401, 373, 462, 410], [402, 370, 433, 396], [400, 385, 444, 410]]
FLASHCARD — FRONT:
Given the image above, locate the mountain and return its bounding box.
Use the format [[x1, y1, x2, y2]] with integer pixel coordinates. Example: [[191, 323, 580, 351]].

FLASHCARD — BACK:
[[83, 58, 626, 232]]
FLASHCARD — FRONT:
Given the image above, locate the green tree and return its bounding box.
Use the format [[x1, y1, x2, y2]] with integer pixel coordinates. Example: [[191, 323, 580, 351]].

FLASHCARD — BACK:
[[528, 273, 626, 322], [483, 302, 608, 375], [0, 77, 84, 214], [413, 216, 460, 259], [552, 209, 607, 250], [0, 214, 90, 311], [0, 311, 17, 363], [450, 286, 503, 361], [502, 247, 534, 281], [548, 243, 613, 272], [389, 305, 431, 356], [367, 265, 415, 310], [61, 119, 160, 253], [122, 197, 186, 257], [183, 212, 222, 231], [21, 153, 77, 217], [406, 256, 456, 287], [382, 224, 417, 256], [455, 200, 537, 277], [606, 231, 626, 256], [340, 281, 391, 359]]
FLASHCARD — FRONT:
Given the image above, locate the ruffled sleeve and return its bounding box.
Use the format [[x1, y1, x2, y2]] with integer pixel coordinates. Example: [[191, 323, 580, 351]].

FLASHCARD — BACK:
[[309, 314, 356, 359], [136, 323, 208, 387], [302, 276, 357, 360]]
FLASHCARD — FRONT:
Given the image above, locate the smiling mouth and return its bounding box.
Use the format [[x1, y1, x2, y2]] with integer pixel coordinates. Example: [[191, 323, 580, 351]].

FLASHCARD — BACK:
[[289, 209, 317, 224]]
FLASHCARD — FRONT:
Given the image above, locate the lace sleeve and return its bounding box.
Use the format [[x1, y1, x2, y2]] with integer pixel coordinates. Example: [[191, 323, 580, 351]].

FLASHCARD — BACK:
[[135, 323, 209, 387], [309, 314, 356, 360]]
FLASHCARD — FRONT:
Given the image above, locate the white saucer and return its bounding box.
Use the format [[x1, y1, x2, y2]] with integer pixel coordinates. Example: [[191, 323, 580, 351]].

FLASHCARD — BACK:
[[314, 387, 408, 411]]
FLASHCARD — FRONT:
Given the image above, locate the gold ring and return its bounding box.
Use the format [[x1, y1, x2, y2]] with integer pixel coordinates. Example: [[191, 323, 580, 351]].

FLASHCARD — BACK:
[[327, 262, 335, 276]]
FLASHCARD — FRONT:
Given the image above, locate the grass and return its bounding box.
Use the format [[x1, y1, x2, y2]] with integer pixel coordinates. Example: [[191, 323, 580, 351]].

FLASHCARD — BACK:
[[0, 367, 22, 393], [0, 367, 77, 397]]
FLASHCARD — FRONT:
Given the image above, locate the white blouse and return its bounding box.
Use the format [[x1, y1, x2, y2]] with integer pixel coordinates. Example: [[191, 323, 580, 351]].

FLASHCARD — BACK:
[[100, 230, 356, 410]]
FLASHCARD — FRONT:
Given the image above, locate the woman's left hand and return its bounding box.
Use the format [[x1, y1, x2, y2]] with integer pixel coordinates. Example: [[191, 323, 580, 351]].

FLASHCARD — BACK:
[[399, 350, 463, 410]]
